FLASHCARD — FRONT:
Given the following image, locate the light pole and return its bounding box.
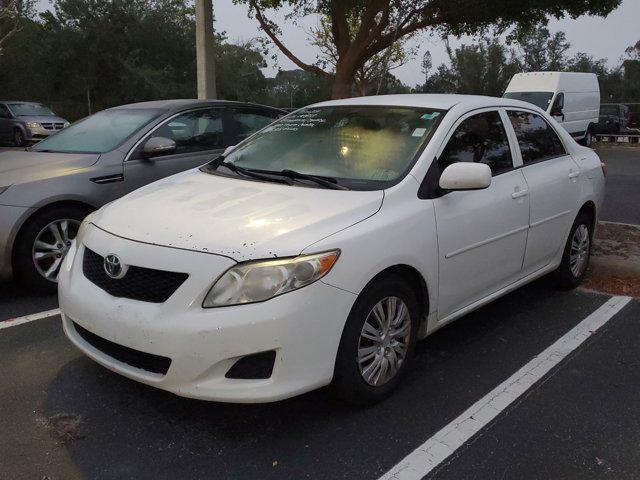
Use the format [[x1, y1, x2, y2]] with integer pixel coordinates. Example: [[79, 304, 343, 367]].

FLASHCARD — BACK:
[[195, 0, 216, 99]]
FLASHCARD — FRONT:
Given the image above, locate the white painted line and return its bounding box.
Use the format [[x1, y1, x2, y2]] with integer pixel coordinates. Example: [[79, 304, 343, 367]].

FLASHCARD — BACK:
[[379, 295, 633, 480], [0, 308, 61, 330]]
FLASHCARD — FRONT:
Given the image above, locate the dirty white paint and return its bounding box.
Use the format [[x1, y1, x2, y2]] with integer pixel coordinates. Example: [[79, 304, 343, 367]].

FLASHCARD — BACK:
[[379, 295, 632, 480], [0, 308, 60, 329]]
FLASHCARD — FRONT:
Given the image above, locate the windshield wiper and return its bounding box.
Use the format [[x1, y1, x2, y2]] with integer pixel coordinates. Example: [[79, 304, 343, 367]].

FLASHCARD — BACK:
[[210, 158, 293, 185], [278, 169, 349, 190]]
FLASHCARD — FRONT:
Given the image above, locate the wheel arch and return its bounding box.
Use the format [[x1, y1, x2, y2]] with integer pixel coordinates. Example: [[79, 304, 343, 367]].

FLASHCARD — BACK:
[[363, 264, 430, 322], [578, 200, 597, 233], [10, 199, 96, 270]]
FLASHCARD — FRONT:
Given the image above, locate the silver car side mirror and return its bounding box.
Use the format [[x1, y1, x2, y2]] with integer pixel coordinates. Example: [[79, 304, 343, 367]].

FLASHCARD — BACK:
[[143, 137, 176, 157], [439, 162, 492, 191]]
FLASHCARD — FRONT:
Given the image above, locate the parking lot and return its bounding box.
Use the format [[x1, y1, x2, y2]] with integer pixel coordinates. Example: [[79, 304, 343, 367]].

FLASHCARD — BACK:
[[1, 146, 639, 480]]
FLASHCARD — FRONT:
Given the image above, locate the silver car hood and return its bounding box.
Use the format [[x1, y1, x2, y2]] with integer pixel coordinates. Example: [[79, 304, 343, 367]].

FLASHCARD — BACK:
[[17, 115, 68, 124], [0, 150, 100, 185]]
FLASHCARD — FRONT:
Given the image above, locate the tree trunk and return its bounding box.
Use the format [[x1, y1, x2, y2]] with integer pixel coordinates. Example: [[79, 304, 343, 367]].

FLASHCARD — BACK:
[[331, 63, 355, 99]]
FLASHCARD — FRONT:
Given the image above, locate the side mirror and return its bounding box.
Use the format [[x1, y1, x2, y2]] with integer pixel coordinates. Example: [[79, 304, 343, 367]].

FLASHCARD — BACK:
[[223, 145, 236, 157], [142, 137, 176, 157], [439, 162, 492, 191], [551, 106, 564, 117]]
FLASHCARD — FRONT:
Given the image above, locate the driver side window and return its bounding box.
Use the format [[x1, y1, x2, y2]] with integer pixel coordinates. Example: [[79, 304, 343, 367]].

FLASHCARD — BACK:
[[439, 111, 513, 176], [153, 108, 224, 155]]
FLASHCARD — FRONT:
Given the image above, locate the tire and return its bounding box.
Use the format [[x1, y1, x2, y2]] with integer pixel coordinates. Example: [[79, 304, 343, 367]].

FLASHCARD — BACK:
[[331, 274, 420, 405], [552, 212, 593, 290], [13, 128, 25, 147], [13, 205, 91, 292], [581, 128, 594, 147]]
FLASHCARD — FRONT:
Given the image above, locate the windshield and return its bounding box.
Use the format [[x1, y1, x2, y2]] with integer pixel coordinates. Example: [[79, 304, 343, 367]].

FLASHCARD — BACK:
[[32, 108, 162, 153], [503, 92, 554, 111], [8, 103, 55, 116], [207, 106, 443, 190]]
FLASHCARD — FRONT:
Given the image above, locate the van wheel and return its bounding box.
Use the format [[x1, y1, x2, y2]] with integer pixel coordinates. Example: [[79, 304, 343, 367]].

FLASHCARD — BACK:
[[13, 205, 91, 292], [331, 275, 419, 405], [13, 128, 25, 147], [582, 130, 594, 147], [552, 212, 592, 290]]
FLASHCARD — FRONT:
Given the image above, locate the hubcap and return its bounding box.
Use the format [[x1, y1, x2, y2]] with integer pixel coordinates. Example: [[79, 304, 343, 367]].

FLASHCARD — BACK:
[[32, 219, 80, 283], [357, 296, 411, 387], [569, 224, 590, 278]]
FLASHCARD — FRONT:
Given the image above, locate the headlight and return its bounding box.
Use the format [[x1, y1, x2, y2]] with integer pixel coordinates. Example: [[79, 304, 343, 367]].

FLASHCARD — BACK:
[[26, 122, 41, 129], [203, 250, 340, 307], [63, 122, 70, 128]]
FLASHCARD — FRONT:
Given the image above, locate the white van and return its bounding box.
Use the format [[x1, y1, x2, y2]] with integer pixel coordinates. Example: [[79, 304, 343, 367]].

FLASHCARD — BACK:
[[503, 72, 600, 146]]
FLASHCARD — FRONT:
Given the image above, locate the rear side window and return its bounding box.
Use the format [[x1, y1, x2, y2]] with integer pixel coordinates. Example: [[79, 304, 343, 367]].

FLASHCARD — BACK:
[[507, 111, 566, 165], [439, 111, 513, 176]]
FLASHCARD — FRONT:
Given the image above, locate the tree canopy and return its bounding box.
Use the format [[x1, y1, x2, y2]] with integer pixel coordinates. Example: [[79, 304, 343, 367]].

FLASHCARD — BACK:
[[239, 0, 621, 98]]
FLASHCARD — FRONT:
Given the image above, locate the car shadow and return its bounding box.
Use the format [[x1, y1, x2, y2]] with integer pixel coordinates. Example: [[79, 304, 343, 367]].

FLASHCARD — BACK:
[[40, 278, 606, 480], [0, 280, 58, 320]]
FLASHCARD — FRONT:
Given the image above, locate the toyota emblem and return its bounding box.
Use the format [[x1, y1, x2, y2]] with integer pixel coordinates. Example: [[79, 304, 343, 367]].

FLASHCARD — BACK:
[[104, 254, 127, 279]]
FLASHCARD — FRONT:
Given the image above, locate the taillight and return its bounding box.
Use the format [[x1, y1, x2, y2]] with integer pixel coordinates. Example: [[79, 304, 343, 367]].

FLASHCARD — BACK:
[[601, 162, 607, 177]]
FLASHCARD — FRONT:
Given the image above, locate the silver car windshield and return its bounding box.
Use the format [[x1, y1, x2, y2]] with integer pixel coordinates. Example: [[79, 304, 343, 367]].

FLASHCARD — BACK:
[[8, 103, 55, 116], [215, 106, 443, 190], [32, 108, 162, 154]]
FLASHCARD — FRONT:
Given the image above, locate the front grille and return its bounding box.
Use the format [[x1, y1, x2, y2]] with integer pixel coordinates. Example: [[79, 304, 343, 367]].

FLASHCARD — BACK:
[[82, 247, 188, 303], [73, 321, 171, 375], [41, 122, 53, 130], [41, 122, 64, 130]]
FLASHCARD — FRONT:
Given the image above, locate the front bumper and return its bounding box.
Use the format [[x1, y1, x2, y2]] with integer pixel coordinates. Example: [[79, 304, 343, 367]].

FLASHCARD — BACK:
[[58, 225, 357, 403], [25, 126, 61, 141]]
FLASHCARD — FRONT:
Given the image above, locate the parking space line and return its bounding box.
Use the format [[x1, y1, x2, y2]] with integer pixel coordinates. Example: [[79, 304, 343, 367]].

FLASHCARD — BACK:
[[379, 295, 632, 480], [0, 308, 61, 329]]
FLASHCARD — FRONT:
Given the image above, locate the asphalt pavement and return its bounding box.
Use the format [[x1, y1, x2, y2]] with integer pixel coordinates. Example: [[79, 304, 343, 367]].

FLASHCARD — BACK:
[[1, 144, 639, 480]]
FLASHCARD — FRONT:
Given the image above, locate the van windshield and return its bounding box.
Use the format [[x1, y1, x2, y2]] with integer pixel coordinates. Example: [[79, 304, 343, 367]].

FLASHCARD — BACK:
[[205, 105, 444, 190], [503, 92, 554, 111]]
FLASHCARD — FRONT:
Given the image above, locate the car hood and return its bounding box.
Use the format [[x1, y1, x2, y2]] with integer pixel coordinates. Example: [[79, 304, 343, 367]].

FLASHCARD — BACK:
[[18, 115, 68, 123], [92, 169, 384, 261], [0, 150, 100, 185]]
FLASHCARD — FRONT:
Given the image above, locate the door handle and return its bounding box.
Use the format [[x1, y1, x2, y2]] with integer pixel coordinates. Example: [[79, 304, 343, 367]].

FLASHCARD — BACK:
[[569, 170, 580, 179], [511, 188, 529, 199]]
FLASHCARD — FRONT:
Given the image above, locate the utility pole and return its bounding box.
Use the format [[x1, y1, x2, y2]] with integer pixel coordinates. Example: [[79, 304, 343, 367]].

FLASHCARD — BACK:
[[195, 0, 216, 99]]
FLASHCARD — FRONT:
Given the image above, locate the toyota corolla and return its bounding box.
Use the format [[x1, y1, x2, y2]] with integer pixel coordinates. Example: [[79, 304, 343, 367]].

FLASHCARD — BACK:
[[58, 95, 605, 404]]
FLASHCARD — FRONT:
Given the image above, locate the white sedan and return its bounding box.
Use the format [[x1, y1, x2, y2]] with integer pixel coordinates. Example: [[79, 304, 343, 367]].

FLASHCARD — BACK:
[[58, 95, 605, 404]]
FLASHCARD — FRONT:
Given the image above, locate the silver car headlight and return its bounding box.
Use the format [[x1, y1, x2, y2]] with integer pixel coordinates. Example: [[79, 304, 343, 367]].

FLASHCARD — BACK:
[[26, 122, 41, 129], [203, 250, 340, 308]]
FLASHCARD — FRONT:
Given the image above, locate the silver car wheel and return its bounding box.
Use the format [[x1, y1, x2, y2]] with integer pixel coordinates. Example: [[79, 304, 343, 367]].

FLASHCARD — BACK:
[[32, 219, 80, 282], [569, 224, 590, 278], [358, 296, 411, 387]]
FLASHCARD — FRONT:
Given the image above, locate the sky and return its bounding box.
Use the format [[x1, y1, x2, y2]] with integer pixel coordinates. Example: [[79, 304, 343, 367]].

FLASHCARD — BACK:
[[36, 0, 640, 87]]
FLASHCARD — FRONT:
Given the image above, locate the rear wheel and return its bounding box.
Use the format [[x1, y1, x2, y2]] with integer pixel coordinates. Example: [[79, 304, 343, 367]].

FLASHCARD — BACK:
[[331, 275, 420, 405], [582, 129, 594, 147], [552, 212, 593, 289], [13, 205, 90, 292]]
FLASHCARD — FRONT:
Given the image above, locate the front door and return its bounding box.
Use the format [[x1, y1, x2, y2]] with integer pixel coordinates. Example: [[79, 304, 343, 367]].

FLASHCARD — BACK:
[[123, 107, 231, 193], [431, 110, 530, 319]]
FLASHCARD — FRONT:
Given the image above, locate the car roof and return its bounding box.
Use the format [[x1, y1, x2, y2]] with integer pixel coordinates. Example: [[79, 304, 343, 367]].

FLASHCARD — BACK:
[[309, 94, 542, 112], [108, 99, 285, 113]]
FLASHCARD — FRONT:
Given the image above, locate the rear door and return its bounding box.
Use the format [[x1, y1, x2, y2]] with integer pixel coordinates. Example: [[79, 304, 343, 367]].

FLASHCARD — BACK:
[[505, 109, 580, 275], [123, 107, 232, 193], [229, 107, 283, 144], [431, 109, 530, 319]]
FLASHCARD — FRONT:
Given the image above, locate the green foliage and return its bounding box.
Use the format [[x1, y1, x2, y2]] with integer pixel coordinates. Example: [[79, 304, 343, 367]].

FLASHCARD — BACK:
[[0, 0, 271, 120]]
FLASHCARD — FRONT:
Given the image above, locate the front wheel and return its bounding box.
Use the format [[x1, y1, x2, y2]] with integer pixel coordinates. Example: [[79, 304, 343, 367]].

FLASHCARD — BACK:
[[552, 212, 593, 289], [331, 275, 420, 405], [13, 206, 90, 292], [13, 129, 26, 147]]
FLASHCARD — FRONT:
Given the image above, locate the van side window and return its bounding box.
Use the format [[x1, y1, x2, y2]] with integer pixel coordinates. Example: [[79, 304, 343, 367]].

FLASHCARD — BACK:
[[439, 111, 513, 176], [507, 111, 566, 165], [551, 93, 564, 113]]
